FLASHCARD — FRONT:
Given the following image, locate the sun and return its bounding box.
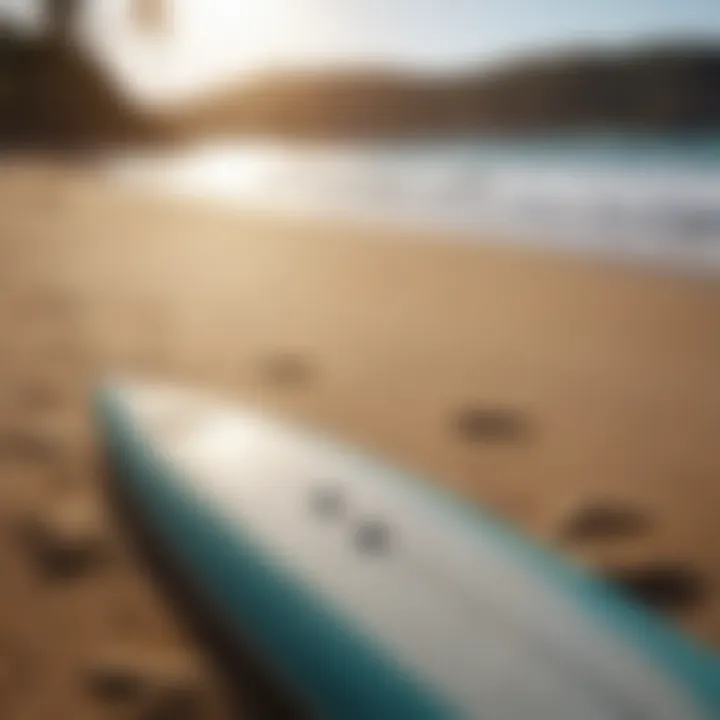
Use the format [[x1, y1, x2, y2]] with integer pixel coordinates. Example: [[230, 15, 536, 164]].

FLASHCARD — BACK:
[[83, 0, 300, 105]]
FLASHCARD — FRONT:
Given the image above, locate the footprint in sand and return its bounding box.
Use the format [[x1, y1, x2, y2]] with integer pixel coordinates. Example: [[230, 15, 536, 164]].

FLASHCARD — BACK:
[[452, 404, 530, 443], [85, 643, 207, 719], [603, 558, 706, 614], [0, 427, 63, 462], [16, 497, 112, 581], [553, 496, 705, 615], [258, 351, 316, 388], [554, 497, 649, 543]]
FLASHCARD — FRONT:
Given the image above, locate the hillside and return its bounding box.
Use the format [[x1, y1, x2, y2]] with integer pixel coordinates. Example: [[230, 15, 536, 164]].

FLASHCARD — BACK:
[[168, 44, 720, 139], [1, 32, 719, 147]]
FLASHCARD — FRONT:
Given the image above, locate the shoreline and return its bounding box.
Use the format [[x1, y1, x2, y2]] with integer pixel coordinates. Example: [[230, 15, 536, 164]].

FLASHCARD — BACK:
[[105, 158, 720, 283]]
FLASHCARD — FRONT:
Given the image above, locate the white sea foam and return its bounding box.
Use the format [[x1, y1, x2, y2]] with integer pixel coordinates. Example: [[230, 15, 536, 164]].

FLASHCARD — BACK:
[[108, 136, 720, 274]]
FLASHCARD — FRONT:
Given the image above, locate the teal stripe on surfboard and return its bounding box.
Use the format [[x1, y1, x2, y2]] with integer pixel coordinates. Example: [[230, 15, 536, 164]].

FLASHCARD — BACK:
[[96, 385, 457, 719]]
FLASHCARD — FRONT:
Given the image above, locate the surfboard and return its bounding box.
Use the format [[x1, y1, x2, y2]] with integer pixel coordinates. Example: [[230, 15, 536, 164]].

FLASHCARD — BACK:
[[95, 379, 720, 719]]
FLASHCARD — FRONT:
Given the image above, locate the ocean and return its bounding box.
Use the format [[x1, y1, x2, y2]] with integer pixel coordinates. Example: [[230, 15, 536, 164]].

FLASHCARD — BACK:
[[109, 132, 720, 274]]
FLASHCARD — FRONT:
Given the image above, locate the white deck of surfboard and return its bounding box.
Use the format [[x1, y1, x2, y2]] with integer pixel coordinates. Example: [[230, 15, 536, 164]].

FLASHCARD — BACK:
[[114, 380, 712, 719]]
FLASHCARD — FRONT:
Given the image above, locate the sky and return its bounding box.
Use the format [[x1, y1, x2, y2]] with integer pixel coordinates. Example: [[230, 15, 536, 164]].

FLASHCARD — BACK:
[[3, 0, 720, 103]]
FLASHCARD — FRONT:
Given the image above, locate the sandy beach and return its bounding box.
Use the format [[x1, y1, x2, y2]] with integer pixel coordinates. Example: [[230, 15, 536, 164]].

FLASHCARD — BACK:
[[0, 159, 719, 717]]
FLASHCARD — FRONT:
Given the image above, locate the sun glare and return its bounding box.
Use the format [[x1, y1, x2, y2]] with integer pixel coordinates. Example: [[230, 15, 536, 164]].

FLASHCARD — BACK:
[[83, 0, 308, 105]]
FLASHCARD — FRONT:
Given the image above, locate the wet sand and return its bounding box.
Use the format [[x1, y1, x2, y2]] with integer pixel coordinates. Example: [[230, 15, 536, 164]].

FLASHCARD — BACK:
[[0, 160, 719, 717]]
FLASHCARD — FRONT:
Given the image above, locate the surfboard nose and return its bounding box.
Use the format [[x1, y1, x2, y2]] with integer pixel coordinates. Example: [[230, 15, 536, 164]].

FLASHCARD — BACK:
[[96, 379, 720, 720]]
